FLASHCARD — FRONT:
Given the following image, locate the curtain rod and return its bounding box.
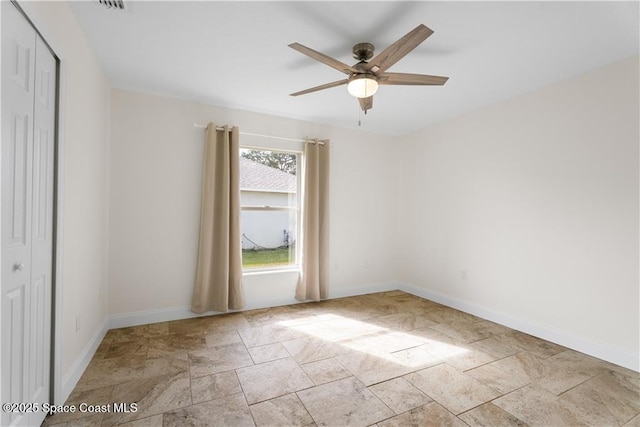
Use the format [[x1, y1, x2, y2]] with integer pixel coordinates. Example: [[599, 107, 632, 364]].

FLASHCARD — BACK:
[[193, 123, 326, 145]]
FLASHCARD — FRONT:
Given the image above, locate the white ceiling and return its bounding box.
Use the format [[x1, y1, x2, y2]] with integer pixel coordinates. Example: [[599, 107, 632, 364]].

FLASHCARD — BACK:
[[68, 1, 639, 136]]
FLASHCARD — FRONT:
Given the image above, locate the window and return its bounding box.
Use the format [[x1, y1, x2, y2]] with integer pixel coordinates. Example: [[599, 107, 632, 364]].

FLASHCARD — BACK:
[[239, 148, 300, 270]]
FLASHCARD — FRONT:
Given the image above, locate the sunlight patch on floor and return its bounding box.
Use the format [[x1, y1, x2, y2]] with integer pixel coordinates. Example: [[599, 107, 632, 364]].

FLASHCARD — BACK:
[[278, 313, 469, 368]]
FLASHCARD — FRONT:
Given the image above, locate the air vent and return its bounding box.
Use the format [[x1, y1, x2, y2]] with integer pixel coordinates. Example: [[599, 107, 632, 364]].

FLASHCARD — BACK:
[[97, 0, 125, 10]]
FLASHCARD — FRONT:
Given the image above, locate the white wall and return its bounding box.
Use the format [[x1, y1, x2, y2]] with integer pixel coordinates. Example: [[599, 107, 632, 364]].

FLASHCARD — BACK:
[[109, 89, 399, 317], [17, 1, 111, 402], [397, 56, 639, 370]]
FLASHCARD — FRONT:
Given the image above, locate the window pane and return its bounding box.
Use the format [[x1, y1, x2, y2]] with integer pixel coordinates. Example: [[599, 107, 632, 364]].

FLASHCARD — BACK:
[[239, 148, 299, 270], [239, 149, 297, 207], [241, 210, 297, 269]]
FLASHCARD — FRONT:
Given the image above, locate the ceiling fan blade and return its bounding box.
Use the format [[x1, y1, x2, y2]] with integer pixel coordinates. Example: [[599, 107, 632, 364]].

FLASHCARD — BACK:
[[358, 96, 373, 113], [365, 24, 434, 73], [379, 72, 449, 86], [290, 79, 349, 96], [289, 43, 357, 75]]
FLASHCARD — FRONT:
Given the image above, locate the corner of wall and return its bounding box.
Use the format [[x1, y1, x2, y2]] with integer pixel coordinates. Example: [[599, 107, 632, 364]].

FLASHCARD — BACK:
[[398, 281, 639, 373], [58, 317, 108, 404]]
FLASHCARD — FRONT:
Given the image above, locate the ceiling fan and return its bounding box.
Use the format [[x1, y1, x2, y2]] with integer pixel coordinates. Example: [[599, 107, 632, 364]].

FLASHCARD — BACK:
[[289, 24, 449, 114]]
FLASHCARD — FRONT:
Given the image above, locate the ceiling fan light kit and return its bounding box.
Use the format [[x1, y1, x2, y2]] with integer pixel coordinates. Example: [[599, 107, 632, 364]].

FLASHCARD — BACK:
[[347, 74, 379, 98], [289, 24, 448, 114]]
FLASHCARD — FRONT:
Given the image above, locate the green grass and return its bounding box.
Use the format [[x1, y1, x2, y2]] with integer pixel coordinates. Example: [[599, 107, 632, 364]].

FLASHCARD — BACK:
[[242, 248, 293, 268]]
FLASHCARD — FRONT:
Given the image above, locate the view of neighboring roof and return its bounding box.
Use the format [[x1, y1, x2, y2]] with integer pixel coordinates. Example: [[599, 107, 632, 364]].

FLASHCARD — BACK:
[[239, 157, 296, 192]]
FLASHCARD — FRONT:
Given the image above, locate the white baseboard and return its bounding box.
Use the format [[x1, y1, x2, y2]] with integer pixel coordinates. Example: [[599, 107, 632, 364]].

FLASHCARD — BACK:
[[328, 281, 398, 299], [398, 282, 639, 373], [109, 305, 207, 329], [93, 279, 636, 384], [108, 281, 399, 330], [58, 317, 108, 404], [108, 296, 306, 329]]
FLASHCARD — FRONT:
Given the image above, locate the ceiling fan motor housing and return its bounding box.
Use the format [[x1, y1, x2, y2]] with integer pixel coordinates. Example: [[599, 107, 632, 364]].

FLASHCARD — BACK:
[[352, 42, 375, 61]]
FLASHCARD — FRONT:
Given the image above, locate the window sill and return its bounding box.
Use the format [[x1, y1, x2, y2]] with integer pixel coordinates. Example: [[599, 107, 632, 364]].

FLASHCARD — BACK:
[[242, 267, 300, 276]]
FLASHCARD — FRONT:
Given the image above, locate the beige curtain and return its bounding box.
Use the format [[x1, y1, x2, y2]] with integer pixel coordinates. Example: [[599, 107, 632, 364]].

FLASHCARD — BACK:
[[192, 123, 244, 313], [296, 140, 330, 301]]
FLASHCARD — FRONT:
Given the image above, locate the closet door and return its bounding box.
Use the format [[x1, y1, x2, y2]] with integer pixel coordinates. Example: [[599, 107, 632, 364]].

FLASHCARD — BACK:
[[1, 2, 56, 426]]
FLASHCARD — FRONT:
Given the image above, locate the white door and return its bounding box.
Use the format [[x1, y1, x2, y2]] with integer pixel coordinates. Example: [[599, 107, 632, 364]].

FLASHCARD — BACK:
[[1, 2, 56, 426]]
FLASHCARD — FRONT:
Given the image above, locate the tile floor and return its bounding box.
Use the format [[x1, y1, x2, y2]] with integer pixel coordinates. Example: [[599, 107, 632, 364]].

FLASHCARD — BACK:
[[44, 291, 639, 426]]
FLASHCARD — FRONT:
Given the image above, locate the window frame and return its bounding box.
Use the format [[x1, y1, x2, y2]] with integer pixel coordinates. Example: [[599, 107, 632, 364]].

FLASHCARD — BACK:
[[239, 145, 303, 273]]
